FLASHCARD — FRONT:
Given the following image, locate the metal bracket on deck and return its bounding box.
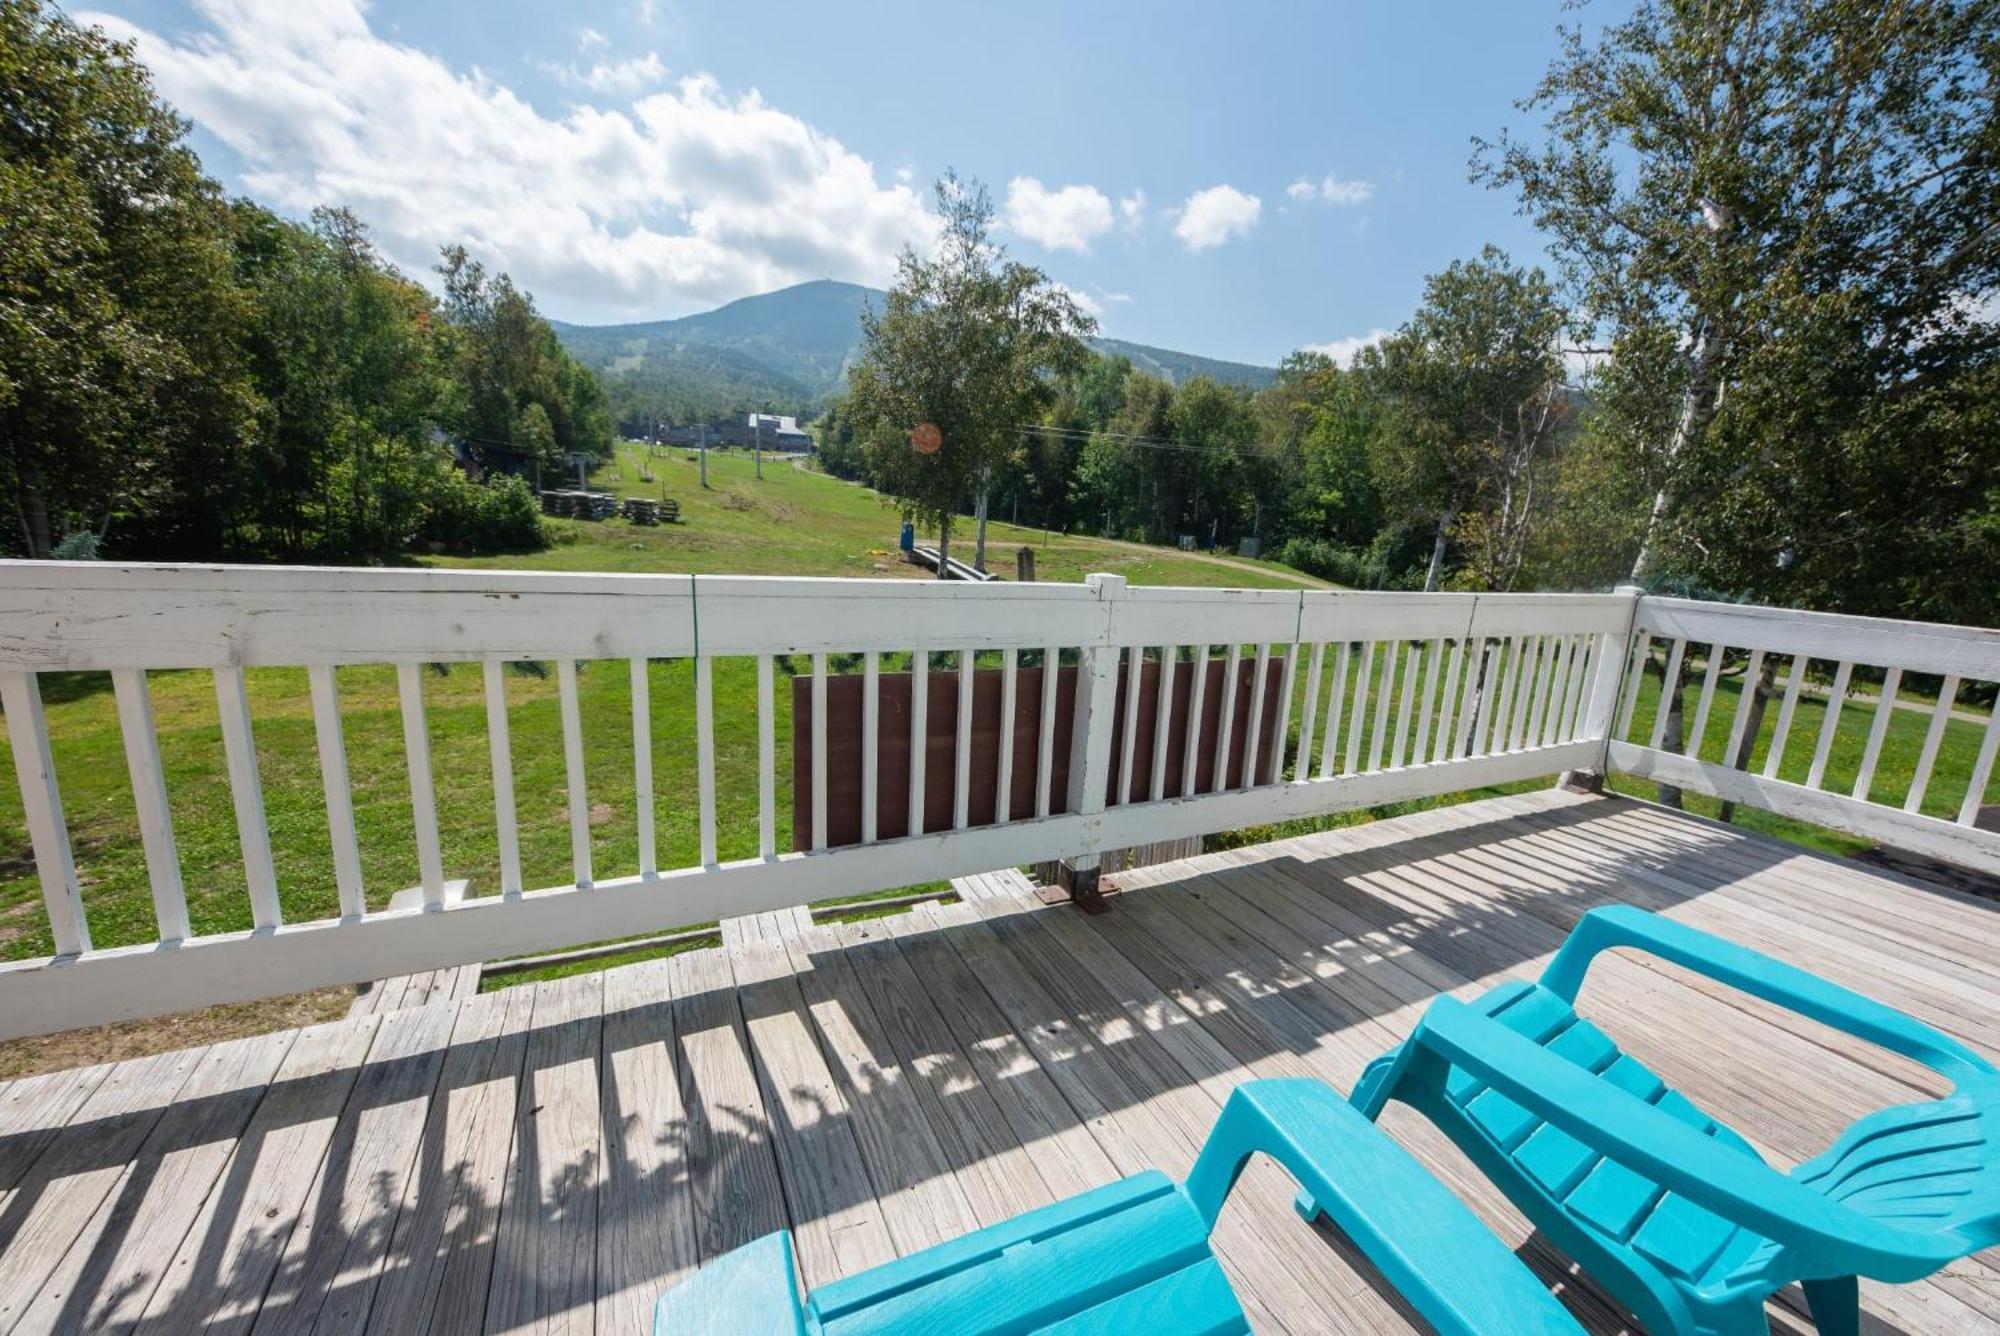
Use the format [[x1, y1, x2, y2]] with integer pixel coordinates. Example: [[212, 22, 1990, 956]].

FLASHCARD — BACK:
[[1042, 861, 1113, 913]]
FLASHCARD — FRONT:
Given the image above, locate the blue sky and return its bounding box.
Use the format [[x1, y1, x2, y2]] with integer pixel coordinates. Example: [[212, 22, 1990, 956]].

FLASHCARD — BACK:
[[83, 0, 1626, 366]]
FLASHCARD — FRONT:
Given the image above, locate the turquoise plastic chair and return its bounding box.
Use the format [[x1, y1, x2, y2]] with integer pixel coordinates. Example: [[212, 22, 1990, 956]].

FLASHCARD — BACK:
[[655, 1077, 1582, 1334], [1345, 905, 2000, 1336]]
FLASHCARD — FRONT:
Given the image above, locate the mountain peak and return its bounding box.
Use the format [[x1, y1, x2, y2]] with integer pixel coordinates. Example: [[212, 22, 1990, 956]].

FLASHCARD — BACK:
[[554, 279, 1276, 428]]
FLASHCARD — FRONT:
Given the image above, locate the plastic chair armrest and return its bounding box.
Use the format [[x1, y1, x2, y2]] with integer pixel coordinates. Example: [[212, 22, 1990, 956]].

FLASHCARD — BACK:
[[1540, 907, 1992, 1085], [1184, 1078, 1582, 1336]]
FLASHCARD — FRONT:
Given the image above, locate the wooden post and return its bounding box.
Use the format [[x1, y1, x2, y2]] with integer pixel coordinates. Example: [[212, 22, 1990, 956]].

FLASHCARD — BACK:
[[1565, 583, 1643, 792], [1016, 546, 1036, 582], [1056, 572, 1125, 909]]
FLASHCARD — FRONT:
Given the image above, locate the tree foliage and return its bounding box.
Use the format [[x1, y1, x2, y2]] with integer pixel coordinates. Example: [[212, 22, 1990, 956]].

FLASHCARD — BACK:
[[0, 0, 610, 563], [1478, 0, 2000, 621], [845, 174, 1095, 572]]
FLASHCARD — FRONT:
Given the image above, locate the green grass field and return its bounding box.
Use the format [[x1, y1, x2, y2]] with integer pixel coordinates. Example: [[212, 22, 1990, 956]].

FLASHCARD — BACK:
[[435, 443, 1329, 589]]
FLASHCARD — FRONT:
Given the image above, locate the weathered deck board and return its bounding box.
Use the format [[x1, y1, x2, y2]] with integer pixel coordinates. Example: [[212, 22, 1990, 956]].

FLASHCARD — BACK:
[[0, 791, 1995, 1333]]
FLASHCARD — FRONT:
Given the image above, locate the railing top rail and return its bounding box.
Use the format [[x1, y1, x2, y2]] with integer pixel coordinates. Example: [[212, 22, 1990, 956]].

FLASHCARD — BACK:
[[1635, 594, 2000, 681], [0, 560, 1640, 671]]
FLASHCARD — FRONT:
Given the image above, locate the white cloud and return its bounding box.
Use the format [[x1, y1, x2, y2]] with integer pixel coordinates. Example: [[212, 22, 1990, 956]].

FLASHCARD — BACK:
[[541, 51, 669, 95], [1049, 282, 1103, 319], [578, 27, 609, 51], [1172, 184, 1261, 251], [82, 0, 936, 321], [1303, 328, 1391, 368], [1118, 188, 1146, 231], [1003, 177, 1114, 253], [1287, 173, 1374, 206]]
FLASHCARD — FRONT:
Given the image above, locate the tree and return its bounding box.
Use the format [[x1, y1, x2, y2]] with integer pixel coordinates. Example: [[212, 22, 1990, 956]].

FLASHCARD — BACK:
[[847, 173, 1095, 576], [1360, 247, 1569, 591], [0, 0, 252, 558], [1480, 0, 2000, 620], [435, 246, 612, 470]]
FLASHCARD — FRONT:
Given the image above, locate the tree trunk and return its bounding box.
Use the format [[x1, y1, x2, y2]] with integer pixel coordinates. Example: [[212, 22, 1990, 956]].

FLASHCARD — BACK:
[[936, 515, 951, 580], [1717, 655, 1778, 823], [1630, 317, 1724, 584], [1423, 514, 1449, 592], [18, 485, 52, 560], [974, 483, 989, 573]]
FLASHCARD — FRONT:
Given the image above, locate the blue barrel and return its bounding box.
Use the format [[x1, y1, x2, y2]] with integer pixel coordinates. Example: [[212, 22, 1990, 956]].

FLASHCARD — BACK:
[[899, 521, 915, 552]]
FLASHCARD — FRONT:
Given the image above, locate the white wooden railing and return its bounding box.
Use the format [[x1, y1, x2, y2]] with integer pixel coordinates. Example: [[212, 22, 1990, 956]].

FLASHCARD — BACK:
[[0, 562, 1993, 1039], [1603, 596, 2000, 876]]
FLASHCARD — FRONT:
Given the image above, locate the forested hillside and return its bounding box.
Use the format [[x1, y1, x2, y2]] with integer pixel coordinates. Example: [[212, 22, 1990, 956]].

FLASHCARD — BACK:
[[552, 280, 1278, 434]]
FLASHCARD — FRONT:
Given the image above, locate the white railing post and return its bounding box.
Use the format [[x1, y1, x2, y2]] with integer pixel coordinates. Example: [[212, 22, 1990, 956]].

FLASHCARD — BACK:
[[1057, 573, 1126, 904], [1568, 584, 1644, 789]]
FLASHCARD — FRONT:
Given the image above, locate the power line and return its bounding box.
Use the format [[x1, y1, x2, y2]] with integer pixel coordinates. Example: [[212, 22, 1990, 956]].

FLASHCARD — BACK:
[[1017, 423, 1273, 458]]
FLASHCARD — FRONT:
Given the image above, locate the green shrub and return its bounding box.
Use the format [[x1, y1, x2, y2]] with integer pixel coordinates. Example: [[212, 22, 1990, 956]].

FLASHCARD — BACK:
[[420, 472, 548, 554]]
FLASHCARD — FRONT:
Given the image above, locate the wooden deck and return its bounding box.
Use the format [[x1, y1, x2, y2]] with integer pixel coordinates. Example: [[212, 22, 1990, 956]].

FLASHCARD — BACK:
[[0, 789, 1996, 1334]]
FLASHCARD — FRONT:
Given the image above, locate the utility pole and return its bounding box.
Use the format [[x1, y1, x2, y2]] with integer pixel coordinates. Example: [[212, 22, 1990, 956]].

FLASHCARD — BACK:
[[755, 406, 765, 480], [699, 425, 709, 489]]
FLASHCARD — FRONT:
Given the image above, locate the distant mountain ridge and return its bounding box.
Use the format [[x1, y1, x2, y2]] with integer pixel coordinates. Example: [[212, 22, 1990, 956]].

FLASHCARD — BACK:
[[550, 280, 1277, 426]]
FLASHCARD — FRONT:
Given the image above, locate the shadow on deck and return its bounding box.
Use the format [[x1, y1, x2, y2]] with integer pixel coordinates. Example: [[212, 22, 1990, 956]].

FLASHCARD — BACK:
[[0, 789, 1995, 1333]]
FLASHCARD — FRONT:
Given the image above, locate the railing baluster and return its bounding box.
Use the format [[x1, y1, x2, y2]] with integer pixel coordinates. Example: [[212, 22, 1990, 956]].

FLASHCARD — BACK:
[[1548, 637, 1577, 742], [1563, 637, 1596, 741], [556, 658, 593, 890], [1613, 634, 1649, 743], [1509, 637, 1544, 751], [909, 648, 928, 836], [1118, 646, 1144, 804], [1151, 645, 1177, 799], [1036, 645, 1058, 816], [632, 658, 657, 875], [1527, 637, 1561, 747], [1648, 638, 1688, 750], [1391, 641, 1420, 768], [1183, 644, 1211, 794], [1762, 656, 1808, 780], [1368, 641, 1399, 771], [1808, 660, 1854, 789], [1319, 642, 1350, 777], [1243, 644, 1272, 788], [114, 668, 190, 941], [695, 654, 717, 866], [998, 647, 1019, 821], [1687, 643, 1726, 758], [1411, 638, 1442, 765], [1550, 637, 1580, 743], [397, 664, 446, 908], [1346, 641, 1373, 774], [1904, 674, 1961, 815], [862, 651, 880, 842], [1851, 667, 1903, 801], [1435, 639, 1465, 762], [954, 649, 975, 829], [757, 655, 776, 859], [1, 671, 90, 955], [1721, 648, 1766, 773], [1294, 643, 1324, 783], [1960, 706, 2000, 826], [1489, 636, 1523, 754], [1269, 643, 1298, 786], [481, 660, 522, 898], [213, 666, 280, 930], [1452, 640, 1485, 760], [1216, 645, 1243, 788], [814, 652, 831, 848]]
